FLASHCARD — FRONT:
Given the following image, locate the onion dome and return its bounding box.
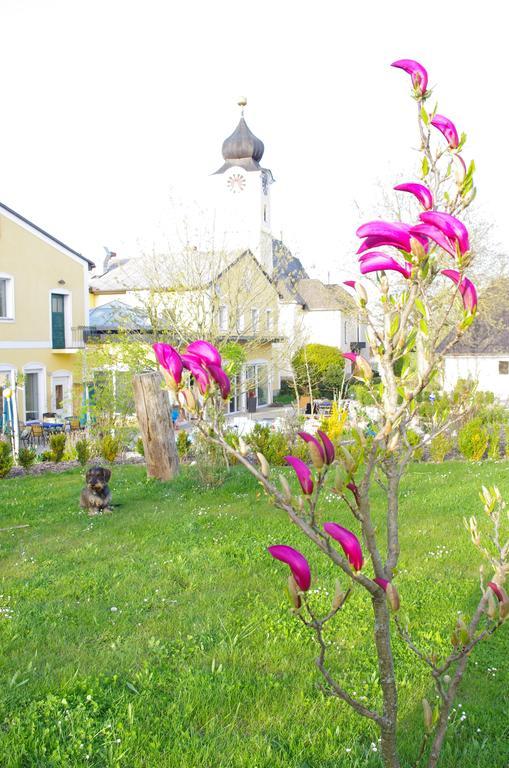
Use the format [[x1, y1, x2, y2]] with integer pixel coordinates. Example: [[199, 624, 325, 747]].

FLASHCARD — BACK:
[[214, 98, 266, 174]]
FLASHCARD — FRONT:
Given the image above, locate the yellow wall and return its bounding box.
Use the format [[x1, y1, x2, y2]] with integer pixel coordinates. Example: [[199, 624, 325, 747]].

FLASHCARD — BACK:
[[0, 211, 89, 421]]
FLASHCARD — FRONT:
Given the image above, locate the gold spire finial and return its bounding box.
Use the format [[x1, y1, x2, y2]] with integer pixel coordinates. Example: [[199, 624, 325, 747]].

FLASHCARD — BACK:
[[238, 96, 247, 115]]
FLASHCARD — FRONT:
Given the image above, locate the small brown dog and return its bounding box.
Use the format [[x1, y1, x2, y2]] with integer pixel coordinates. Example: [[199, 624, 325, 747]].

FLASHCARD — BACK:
[[80, 466, 112, 515]]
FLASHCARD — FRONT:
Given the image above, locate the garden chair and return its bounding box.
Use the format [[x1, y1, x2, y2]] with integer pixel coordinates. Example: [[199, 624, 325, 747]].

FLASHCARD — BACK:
[[30, 424, 44, 446]]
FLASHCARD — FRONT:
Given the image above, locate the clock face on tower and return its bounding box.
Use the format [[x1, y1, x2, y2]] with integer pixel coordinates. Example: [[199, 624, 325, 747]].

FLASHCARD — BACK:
[[227, 172, 246, 193]]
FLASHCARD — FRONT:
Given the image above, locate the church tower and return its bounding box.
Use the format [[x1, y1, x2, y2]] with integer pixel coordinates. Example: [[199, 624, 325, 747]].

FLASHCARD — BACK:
[[210, 99, 274, 273]]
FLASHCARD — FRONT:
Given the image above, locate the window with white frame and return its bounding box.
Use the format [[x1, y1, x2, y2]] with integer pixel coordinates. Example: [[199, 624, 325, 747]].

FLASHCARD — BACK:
[[251, 308, 259, 334], [266, 309, 272, 332], [24, 368, 44, 421], [218, 305, 228, 332], [236, 309, 245, 333], [0, 275, 14, 320]]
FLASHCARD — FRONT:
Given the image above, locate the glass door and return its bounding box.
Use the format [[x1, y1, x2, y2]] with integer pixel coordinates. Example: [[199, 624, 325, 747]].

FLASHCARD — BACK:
[[51, 294, 66, 349], [25, 372, 40, 421]]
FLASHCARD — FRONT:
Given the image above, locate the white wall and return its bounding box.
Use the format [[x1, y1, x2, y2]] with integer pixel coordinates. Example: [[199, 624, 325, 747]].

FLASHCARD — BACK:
[[443, 355, 509, 401]]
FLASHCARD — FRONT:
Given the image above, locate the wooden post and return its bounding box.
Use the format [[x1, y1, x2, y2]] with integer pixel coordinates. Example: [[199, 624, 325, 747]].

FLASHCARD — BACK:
[[132, 371, 179, 481]]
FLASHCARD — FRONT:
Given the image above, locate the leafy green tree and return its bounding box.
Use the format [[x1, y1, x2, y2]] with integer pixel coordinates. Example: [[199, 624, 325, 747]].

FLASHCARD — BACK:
[[291, 344, 345, 399]]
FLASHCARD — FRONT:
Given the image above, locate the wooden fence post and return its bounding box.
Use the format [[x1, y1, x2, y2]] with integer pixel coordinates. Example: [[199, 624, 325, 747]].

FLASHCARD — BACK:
[[132, 371, 179, 481]]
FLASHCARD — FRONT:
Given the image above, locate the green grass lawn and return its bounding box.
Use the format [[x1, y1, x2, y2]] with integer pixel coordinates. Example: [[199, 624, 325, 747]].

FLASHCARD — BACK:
[[0, 461, 508, 768]]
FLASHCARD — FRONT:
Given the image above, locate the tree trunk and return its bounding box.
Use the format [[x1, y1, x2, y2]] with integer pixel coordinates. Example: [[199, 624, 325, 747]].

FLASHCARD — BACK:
[[132, 372, 179, 481]]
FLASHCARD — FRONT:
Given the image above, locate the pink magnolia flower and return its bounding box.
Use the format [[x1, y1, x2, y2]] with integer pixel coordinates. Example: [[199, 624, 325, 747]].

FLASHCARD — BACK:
[[285, 456, 314, 495], [268, 545, 311, 592], [393, 183, 433, 210], [181, 353, 210, 394], [153, 343, 183, 386], [323, 522, 363, 571], [346, 481, 360, 506], [431, 114, 459, 149], [317, 430, 335, 465], [298, 432, 326, 464], [343, 280, 356, 288], [391, 59, 428, 94], [488, 582, 509, 603], [441, 269, 477, 313], [419, 212, 470, 256], [359, 252, 412, 279], [187, 340, 222, 367], [374, 578, 400, 611], [356, 221, 413, 253], [343, 351, 373, 381], [409, 223, 457, 258], [207, 363, 231, 399]]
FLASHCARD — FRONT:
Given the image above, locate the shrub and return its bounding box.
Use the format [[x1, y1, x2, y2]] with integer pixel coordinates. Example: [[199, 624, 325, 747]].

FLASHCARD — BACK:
[[49, 433, 67, 463], [75, 438, 91, 466], [430, 433, 454, 463], [349, 383, 374, 406], [0, 440, 13, 478], [135, 437, 145, 457], [246, 423, 289, 466], [39, 450, 53, 462], [488, 426, 501, 460], [320, 403, 348, 445], [99, 434, 120, 463], [176, 431, 191, 458], [457, 418, 489, 462], [406, 429, 424, 462], [18, 447, 37, 470]]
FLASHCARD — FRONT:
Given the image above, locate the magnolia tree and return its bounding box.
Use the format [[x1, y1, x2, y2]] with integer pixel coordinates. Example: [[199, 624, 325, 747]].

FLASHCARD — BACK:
[[151, 59, 508, 768]]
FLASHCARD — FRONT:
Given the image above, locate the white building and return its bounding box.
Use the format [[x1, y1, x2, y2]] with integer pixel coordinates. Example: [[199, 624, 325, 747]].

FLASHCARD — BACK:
[[443, 284, 509, 402]]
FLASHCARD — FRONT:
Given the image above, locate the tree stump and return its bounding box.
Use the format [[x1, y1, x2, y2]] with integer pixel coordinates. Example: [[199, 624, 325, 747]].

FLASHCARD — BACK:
[[132, 372, 179, 481]]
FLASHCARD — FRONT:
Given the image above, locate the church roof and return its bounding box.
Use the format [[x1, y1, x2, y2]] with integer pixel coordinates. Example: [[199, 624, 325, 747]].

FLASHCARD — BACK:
[[214, 112, 267, 174]]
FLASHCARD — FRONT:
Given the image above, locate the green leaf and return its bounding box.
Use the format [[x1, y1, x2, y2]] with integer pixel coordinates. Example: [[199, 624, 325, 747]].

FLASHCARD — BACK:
[[400, 354, 411, 378], [420, 106, 429, 126], [421, 156, 429, 177], [415, 298, 427, 317], [405, 328, 418, 351], [457, 132, 467, 151], [389, 314, 400, 338], [419, 318, 428, 336]]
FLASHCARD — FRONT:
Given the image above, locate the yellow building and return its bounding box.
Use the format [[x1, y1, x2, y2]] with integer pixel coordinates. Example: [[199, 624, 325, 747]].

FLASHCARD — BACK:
[[0, 202, 94, 426], [88, 249, 283, 413]]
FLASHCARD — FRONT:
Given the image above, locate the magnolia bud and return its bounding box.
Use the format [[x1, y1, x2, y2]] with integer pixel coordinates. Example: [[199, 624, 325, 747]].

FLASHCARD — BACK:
[[500, 601, 509, 621], [279, 475, 292, 503], [332, 579, 346, 611], [238, 437, 249, 457], [443, 675, 451, 685], [355, 282, 368, 305], [177, 388, 196, 412], [339, 446, 355, 473], [256, 452, 270, 479], [161, 369, 178, 392], [288, 574, 301, 610], [487, 591, 497, 620], [386, 582, 400, 612], [387, 432, 400, 452], [422, 699, 433, 733], [456, 618, 470, 646], [308, 441, 325, 470], [410, 237, 427, 262], [334, 464, 346, 494]]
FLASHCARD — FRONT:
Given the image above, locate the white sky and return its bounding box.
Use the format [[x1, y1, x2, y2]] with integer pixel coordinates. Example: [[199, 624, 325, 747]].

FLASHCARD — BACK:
[[1, 0, 507, 282]]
